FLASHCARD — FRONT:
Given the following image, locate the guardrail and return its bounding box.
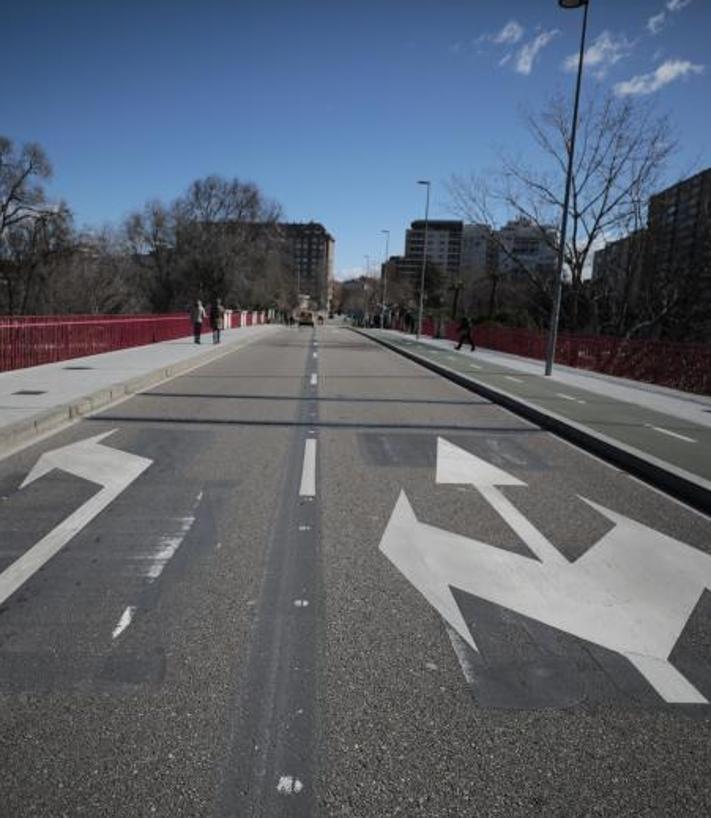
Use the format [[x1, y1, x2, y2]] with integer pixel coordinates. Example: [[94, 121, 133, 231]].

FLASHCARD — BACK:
[[0, 310, 267, 372], [393, 318, 711, 396]]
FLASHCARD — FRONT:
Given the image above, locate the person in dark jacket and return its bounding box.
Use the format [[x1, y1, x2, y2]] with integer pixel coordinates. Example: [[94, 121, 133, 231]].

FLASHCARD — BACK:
[[455, 315, 476, 351]]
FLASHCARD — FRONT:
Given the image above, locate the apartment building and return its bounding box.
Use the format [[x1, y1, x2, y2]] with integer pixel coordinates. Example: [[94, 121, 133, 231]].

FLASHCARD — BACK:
[[280, 222, 335, 311], [404, 220, 463, 278]]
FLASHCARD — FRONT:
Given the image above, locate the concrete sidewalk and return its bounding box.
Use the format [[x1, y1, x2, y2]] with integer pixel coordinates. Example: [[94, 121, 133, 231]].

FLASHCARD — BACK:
[[0, 323, 278, 456], [363, 328, 711, 515]]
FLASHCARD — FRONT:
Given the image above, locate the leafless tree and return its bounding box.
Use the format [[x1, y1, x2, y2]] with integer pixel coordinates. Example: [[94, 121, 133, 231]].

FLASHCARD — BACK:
[[125, 201, 179, 311], [0, 137, 73, 313], [449, 90, 675, 332]]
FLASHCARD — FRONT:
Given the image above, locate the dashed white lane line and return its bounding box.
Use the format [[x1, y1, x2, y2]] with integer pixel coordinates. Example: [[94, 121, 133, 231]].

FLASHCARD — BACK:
[[312, 351, 318, 359], [293, 599, 309, 607], [469, 364, 482, 370], [505, 375, 524, 384], [277, 775, 303, 795], [111, 605, 136, 640], [556, 392, 586, 405], [310, 373, 318, 386], [299, 439, 317, 497], [645, 424, 696, 443]]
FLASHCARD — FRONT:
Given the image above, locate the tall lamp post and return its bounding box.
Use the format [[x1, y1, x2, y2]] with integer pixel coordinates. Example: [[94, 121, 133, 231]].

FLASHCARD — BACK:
[[416, 180, 431, 339], [380, 229, 390, 328], [544, 0, 590, 376]]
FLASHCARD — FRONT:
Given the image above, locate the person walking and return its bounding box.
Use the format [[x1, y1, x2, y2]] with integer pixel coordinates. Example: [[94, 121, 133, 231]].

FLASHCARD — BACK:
[[191, 299, 206, 344], [455, 315, 476, 351], [210, 298, 225, 344]]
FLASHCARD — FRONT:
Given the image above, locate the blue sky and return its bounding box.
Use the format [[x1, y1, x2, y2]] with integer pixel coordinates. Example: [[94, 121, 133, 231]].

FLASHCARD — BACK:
[[3, 0, 709, 280]]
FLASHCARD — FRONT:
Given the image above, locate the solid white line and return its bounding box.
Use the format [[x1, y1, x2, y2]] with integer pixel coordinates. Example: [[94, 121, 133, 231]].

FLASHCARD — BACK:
[[505, 376, 524, 384], [299, 439, 317, 497], [112, 605, 136, 639], [646, 424, 696, 443], [310, 373, 318, 386]]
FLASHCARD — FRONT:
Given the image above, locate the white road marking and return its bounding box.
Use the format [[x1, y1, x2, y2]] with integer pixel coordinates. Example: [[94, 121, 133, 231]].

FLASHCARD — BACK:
[[299, 439, 317, 497], [310, 373, 318, 386], [112, 605, 136, 639], [0, 431, 152, 607], [646, 424, 696, 443], [469, 364, 482, 371], [277, 775, 303, 795], [446, 627, 477, 685], [504, 375, 523, 384], [298, 525, 311, 531], [556, 392, 585, 404], [140, 491, 201, 580], [379, 437, 711, 703], [293, 599, 309, 607], [312, 351, 318, 359]]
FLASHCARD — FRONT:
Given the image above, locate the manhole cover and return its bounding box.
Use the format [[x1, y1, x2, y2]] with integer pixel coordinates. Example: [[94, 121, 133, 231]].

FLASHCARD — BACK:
[[12, 390, 46, 396]]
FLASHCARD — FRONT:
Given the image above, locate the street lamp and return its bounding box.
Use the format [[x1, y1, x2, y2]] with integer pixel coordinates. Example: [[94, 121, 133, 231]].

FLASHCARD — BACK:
[[416, 180, 431, 339], [544, 0, 590, 376], [380, 229, 390, 328]]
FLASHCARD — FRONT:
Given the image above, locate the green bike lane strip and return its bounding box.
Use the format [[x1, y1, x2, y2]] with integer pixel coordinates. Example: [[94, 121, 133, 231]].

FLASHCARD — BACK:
[[359, 329, 711, 515]]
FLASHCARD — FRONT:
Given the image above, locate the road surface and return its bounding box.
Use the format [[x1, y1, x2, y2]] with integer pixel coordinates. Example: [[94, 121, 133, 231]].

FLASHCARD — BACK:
[[1, 325, 710, 816]]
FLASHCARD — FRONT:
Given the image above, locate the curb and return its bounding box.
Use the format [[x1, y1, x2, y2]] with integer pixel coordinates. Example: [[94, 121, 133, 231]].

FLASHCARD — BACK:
[[357, 329, 711, 517], [0, 334, 256, 458]]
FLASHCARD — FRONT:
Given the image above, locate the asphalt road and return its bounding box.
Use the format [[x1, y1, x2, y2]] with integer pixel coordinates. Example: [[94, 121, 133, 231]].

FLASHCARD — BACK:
[[1, 325, 710, 816]]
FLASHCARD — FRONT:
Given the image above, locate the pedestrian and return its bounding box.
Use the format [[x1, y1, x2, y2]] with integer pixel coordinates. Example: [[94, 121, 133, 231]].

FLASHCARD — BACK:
[[455, 315, 476, 351], [210, 298, 225, 344], [191, 298, 206, 344]]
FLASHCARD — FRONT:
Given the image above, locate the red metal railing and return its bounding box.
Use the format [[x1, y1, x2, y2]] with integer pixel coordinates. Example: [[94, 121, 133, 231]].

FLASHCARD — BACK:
[[0, 311, 268, 372], [391, 318, 711, 396]]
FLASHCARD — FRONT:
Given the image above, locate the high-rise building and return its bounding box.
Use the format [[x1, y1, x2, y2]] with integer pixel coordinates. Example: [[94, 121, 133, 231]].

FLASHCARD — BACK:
[[404, 220, 463, 278], [644, 168, 711, 335], [496, 218, 557, 279], [280, 222, 335, 311]]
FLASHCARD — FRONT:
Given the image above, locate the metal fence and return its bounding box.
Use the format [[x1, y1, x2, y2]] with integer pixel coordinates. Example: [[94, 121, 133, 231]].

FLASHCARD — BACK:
[[394, 318, 711, 396], [0, 311, 267, 372]]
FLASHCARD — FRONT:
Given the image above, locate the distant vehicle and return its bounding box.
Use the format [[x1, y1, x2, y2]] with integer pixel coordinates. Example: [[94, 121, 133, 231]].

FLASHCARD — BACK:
[[298, 310, 314, 326]]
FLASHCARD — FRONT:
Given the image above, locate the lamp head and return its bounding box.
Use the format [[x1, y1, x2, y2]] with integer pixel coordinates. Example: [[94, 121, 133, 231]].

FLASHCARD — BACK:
[[559, 0, 587, 8], [417, 180, 430, 186]]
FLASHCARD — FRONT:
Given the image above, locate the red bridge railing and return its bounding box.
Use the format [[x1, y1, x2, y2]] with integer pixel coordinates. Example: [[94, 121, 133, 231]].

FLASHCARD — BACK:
[[0, 311, 267, 372], [392, 318, 711, 396]]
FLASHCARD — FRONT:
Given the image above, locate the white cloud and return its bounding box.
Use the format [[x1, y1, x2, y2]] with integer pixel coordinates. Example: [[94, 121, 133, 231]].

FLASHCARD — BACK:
[[515, 29, 559, 76], [614, 58, 703, 96], [449, 41, 462, 54], [493, 20, 524, 45], [564, 30, 634, 77], [498, 53, 512, 67], [647, 12, 666, 35], [666, 0, 691, 11]]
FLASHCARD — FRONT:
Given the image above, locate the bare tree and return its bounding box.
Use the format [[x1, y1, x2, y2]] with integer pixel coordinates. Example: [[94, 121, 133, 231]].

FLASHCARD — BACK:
[[0, 137, 73, 313], [449, 90, 675, 332], [125, 201, 179, 311], [174, 176, 282, 306]]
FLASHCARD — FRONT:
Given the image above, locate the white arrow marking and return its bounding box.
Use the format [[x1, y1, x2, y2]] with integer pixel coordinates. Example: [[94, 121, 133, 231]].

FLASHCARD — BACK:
[[436, 437, 566, 566], [0, 431, 152, 606], [310, 373, 318, 387], [379, 437, 711, 703]]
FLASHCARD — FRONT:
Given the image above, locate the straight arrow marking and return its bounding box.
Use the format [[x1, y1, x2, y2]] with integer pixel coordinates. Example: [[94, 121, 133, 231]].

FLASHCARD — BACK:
[[436, 437, 566, 566]]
